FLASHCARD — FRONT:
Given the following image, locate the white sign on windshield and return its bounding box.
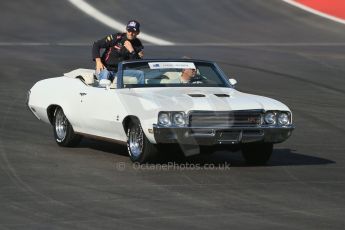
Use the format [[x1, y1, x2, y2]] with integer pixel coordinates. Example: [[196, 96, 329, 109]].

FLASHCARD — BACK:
[[148, 62, 196, 69]]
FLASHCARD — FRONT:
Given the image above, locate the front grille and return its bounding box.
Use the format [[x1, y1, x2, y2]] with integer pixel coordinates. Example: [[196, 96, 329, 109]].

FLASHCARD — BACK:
[[188, 110, 262, 127]]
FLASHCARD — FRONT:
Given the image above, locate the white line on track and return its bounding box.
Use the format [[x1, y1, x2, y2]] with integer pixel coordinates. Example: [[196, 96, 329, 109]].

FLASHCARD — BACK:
[[1, 42, 345, 47], [169, 42, 345, 47], [282, 0, 345, 25], [67, 0, 174, 45]]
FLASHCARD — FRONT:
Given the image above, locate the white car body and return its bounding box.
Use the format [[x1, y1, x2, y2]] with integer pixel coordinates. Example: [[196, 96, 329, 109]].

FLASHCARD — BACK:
[[27, 59, 294, 164]]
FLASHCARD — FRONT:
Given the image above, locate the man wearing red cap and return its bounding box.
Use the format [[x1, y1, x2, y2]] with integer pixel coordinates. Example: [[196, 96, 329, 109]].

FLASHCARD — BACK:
[[92, 20, 144, 85]]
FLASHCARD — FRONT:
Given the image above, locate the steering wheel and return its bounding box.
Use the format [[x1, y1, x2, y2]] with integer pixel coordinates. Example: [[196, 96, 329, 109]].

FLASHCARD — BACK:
[[190, 74, 208, 84]]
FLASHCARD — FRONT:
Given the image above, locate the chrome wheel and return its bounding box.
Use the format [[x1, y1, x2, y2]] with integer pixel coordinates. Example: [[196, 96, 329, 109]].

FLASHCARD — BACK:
[[55, 109, 67, 141], [127, 119, 158, 163], [52, 107, 81, 147], [128, 124, 143, 158]]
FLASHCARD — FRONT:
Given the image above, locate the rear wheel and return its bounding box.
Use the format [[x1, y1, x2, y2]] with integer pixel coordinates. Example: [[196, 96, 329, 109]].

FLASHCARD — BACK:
[[241, 143, 273, 165], [127, 119, 157, 163], [53, 107, 81, 147]]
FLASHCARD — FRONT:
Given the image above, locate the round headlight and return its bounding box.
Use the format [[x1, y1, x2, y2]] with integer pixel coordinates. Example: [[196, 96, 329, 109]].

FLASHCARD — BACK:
[[264, 112, 276, 125], [172, 112, 185, 126], [278, 113, 290, 125], [158, 113, 171, 126]]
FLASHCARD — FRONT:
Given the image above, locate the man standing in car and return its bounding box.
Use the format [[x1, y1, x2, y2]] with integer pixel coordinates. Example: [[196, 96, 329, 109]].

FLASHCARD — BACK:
[[92, 20, 144, 85]]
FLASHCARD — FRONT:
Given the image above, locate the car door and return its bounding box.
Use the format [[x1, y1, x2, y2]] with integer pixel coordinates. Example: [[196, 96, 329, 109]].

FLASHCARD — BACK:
[[78, 87, 127, 141]]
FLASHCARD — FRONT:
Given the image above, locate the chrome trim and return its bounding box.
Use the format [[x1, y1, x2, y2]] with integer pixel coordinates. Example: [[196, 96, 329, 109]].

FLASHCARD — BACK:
[[153, 124, 294, 145], [74, 132, 127, 145], [214, 62, 233, 88]]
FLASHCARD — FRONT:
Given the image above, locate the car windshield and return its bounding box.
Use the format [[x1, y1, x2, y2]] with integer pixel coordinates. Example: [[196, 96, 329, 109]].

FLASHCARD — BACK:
[[119, 61, 230, 88]]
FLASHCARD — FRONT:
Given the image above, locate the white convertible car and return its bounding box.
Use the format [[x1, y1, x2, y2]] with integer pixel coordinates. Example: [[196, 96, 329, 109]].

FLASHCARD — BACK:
[[27, 59, 294, 165]]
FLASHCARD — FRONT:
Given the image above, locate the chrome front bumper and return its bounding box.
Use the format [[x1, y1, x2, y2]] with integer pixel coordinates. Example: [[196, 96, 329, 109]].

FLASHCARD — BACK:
[[153, 125, 294, 145]]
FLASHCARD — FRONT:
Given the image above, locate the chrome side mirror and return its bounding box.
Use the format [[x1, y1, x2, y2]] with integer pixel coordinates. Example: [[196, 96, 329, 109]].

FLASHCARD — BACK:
[[229, 78, 237, 87]]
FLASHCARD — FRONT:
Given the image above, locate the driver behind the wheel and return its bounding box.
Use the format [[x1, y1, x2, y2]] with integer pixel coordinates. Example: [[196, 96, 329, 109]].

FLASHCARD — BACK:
[[179, 68, 197, 83]]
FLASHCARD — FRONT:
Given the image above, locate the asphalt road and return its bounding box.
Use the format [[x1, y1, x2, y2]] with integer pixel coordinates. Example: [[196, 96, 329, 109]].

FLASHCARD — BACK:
[[1, 0, 345, 229]]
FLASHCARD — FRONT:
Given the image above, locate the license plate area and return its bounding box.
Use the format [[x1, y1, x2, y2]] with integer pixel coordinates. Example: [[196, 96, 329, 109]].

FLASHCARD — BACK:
[[217, 130, 241, 142]]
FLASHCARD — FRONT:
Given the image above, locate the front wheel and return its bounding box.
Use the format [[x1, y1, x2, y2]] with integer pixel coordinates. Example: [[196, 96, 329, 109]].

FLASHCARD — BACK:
[[241, 143, 273, 165], [127, 119, 157, 163], [53, 107, 81, 147]]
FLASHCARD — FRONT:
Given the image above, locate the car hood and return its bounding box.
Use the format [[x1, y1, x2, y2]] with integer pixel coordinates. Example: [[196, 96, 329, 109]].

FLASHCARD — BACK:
[[118, 87, 290, 112]]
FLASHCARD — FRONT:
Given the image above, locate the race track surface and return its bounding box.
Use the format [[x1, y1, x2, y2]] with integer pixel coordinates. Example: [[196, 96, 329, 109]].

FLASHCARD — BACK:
[[1, 0, 345, 229]]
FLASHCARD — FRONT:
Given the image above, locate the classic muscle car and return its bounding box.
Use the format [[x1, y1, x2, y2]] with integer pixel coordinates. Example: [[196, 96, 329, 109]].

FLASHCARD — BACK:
[[27, 59, 294, 165]]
